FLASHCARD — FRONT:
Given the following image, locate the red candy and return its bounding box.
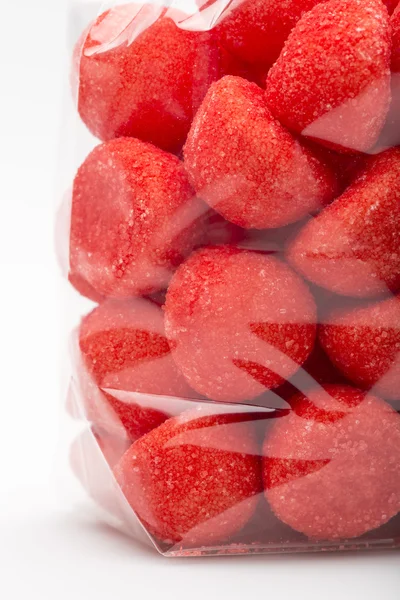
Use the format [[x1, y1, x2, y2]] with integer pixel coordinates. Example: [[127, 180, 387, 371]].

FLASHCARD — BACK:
[[216, 0, 324, 68], [70, 137, 205, 298], [392, 5, 400, 72], [287, 149, 400, 297], [114, 409, 262, 546], [264, 385, 400, 539], [320, 296, 400, 400], [265, 0, 391, 153], [184, 76, 338, 230], [165, 246, 317, 402], [75, 4, 221, 153], [79, 298, 196, 441]]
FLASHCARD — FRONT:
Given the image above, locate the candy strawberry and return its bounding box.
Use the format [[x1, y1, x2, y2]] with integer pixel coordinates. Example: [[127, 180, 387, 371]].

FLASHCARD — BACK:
[[70, 137, 205, 298], [216, 0, 325, 68], [264, 385, 400, 539], [74, 4, 221, 153], [184, 76, 338, 230], [79, 298, 197, 440], [320, 295, 400, 400], [287, 149, 400, 297], [265, 0, 391, 153], [165, 246, 317, 402], [114, 409, 262, 546]]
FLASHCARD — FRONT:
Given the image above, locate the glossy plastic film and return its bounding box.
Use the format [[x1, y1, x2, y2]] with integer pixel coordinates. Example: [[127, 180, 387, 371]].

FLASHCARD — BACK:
[[59, 0, 400, 556]]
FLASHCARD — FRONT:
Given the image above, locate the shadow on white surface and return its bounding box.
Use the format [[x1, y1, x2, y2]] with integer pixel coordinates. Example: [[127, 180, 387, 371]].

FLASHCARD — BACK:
[[1, 501, 399, 600]]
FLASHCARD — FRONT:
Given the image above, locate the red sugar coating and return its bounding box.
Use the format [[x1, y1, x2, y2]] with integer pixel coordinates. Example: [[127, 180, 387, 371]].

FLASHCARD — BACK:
[[75, 4, 221, 153], [79, 297, 196, 441], [265, 0, 391, 153], [164, 246, 317, 402], [392, 6, 400, 72], [184, 76, 338, 230], [263, 385, 400, 539], [216, 0, 325, 68], [114, 409, 262, 546], [70, 137, 205, 299], [287, 148, 400, 298], [320, 295, 400, 400]]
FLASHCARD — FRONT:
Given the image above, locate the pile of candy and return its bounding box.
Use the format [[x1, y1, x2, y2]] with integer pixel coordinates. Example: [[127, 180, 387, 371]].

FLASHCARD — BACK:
[[67, 0, 400, 555]]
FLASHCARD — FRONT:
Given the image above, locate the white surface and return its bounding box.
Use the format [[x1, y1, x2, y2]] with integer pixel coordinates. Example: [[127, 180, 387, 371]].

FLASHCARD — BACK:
[[0, 0, 399, 598], [1, 499, 400, 600]]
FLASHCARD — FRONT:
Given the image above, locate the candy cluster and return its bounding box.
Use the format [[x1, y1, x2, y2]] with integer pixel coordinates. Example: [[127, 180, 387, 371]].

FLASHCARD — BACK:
[[67, 0, 400, 555]]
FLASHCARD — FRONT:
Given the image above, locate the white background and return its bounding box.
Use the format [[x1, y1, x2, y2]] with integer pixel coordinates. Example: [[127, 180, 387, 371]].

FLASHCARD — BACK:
[[0, 0, 399, 598]]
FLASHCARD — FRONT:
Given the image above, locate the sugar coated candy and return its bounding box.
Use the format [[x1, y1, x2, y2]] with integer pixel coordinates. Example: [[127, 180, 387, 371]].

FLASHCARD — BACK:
[[79, 298, 197, 441], [264, 385, 400, 539], [265, 0, 391, 152], [184, 76, 338, 230], [216, 0, 324, 68], [165, 246, 317, 402], [74, 3, 221, 153], [114, 409, 262, 546], [70, 137, 205, 299], [320, 295, 400, 400], [287, 149, 400, 297]]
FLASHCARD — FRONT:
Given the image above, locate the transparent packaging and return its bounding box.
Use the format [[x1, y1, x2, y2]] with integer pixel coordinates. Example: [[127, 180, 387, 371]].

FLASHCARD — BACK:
[[59, 0, 400, 556]]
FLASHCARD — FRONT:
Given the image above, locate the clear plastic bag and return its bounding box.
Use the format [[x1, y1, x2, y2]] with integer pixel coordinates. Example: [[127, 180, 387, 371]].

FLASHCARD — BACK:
[[59, 0, 400, 556]]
